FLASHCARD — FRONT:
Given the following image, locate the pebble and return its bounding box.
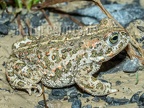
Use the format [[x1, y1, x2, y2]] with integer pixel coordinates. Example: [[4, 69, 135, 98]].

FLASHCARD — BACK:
[[64, 86, 78, 95], [0, 23, 8, 35], [68, 91, 79, 102], [105, 96, 129, 105], [82, 93, 91, 98], [51, 89, 67, 96], [129, 91, 141, 103], [123, 58, 140, 73], [31, 15, 41, 27], [49, 88, 67, 100], [38, 100, 45, 106], [92, 96, 100, 102], [69, 92, 78, 98], [115, 80, 122, 86], [71, 99, 81, 108], [139, 93, 144, 106]]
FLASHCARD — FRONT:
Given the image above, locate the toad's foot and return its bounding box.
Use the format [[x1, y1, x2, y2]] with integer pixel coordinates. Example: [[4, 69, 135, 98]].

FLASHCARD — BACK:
[[5, 58, 44, 96], [75, 63, 117, 96], [6, 76, 43, 96], [75, 76, 117, 96]]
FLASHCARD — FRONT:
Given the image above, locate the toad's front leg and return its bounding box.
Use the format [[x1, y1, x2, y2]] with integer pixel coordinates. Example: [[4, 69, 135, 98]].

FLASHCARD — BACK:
[[5, 61, 43, 96], [75, 63, 117, 96]]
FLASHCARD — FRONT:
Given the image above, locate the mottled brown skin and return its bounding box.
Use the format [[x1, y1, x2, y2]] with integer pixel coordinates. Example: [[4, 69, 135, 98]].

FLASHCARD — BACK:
[[6, 18, 129, 96]]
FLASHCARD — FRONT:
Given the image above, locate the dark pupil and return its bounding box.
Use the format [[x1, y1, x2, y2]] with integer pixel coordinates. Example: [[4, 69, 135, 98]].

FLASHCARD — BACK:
[[112, 35, 118, 40]]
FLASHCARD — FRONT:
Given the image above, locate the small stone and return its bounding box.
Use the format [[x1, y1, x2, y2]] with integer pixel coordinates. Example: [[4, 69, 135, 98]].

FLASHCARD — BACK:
[[38, 100, 45, 106], [49, 88, 67, 100], [115, 80, 122, 86], [69, 92, 78, 98], [106, 96, 129, 105], [130, 92, 141, 103], [71, 99, 81, 108], [123, 58, 139, 73], [92, 96, 100, 102], [82, 93, 91, 98], [31, 15, 41, 27], [138, 93, 144, 106], [105, 96, 114, 104], [65, 86, 78, 95], [52, 89, 67, 97], [112, 98, 129, 105], [0, 23, 8, 35], [15, 31, 20, 35], [68, 92, 79, 102]]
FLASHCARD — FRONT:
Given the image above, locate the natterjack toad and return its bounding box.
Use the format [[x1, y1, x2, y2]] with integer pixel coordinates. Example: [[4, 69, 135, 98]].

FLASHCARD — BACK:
[[5, 18, 129, 96]]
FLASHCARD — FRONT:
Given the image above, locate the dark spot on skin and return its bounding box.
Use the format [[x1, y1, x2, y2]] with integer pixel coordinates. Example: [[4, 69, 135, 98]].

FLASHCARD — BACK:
[[18, 81, 25, 87], [67, 48, 72, 52], [70, 42, 74, 46], [79, 42, 84, 47], [61, 49, 67, 53], [66, 62, 72, 69], [96, 83, 104, 90], [118, 42, 123, 48], [121, 32, 127, 36], [72, 48, 79, 54], [105, 48, 112, 54], [8, 72, 14, 76], [91, 50, 97, 57], [62, 54, 66, 59], [52, 55, 56, 60]]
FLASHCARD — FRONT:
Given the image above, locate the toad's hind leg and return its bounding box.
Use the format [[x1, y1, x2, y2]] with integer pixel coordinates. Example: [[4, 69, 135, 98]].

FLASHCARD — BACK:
[[6, 63, 43, 96], [75, 63, 117, 96]]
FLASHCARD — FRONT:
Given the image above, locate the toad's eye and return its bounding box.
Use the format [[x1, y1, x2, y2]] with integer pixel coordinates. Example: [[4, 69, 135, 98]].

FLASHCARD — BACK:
[[109, 32, 119, 44]]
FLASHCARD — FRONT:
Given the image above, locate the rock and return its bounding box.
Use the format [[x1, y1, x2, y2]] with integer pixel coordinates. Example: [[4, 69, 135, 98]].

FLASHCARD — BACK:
[[106, 96, 129, 105], [49, 88, 67, 100], [129, 91, 141, 103], [71, 99, 81, 108], [31, 15, 41, 27], [92, 96, 100, 102], [123, 58, 140, 73], [105, 96, 114, 104], [139, 93, 144, 106], [82, 93, 91, 98], [69, 92, 78, 98], [76, 4, 144, 26], [51, 89, 67, 96], [0, 23, 8, 35], [38, 100, 45, 106], [64, 86, 78, 95], [68, 92, 79, 102], [115, 80, 122, 86]]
